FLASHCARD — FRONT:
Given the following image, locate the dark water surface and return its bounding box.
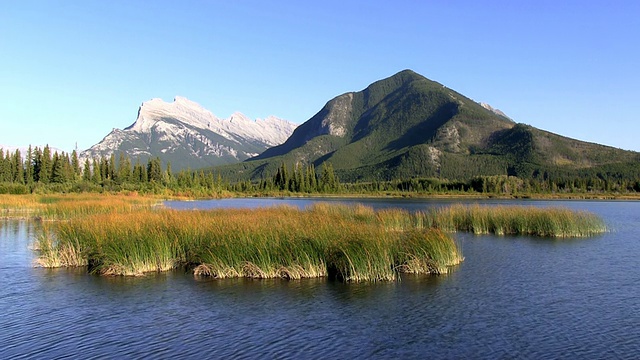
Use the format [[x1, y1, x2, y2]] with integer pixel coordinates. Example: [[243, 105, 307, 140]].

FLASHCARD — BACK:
[[1, 199, 639, 359]]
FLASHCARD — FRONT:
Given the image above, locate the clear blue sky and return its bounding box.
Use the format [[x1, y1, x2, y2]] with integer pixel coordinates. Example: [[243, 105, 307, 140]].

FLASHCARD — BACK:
[[1, 1, 639, 152]]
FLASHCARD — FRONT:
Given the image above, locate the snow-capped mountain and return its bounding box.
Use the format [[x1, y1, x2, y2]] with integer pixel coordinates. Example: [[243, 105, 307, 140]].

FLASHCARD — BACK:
[[0, 145, 67, 158], [81, 97, 298, 170]]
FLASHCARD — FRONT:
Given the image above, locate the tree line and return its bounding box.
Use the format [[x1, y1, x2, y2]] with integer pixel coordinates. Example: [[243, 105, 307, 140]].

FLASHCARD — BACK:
[[0, 146, 342, 195], [1, 146, 638, 196]]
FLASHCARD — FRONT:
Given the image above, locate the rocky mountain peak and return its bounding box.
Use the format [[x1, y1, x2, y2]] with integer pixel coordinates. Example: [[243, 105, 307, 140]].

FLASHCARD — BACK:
[[128, 97, 219, 133], [480, 102, 510, 119], [81, 96, 298, 170]]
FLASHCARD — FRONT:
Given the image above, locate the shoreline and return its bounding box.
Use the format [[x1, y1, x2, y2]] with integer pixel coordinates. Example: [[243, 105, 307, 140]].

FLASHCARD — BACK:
[[1, 191, 638, 221], [224, 192, 640, 201]]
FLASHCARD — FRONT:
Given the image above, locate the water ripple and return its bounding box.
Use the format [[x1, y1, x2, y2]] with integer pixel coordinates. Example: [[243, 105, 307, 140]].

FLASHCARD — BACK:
[[2, 201, 640, 359]]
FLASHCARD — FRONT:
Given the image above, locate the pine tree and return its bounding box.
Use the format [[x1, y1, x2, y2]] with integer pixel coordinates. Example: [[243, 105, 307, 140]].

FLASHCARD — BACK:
[[147, 157, 162, 182], [132, 159, 148, 183], [205, 172, 215, 190], [38, 145, 52, 184], [0, 150, 8, 182], [294, 163, 304, 192], [308, 164, 318, 191], [116, 153, 132, 183], [12, 150, 24, 184], [274, 163, 290, 190], [51, 152, 67, 183], [196, 170, 206, 187], [164, 161, 173, 186], [99, 156, 108, 181], [108, 154, 116, 180], [23, 146, 34, 184], [32, 147, 42, 182], [71, 150, 81, 180], [62, 152, 73, 182], [92, 158, 102, 183], [83, 159, 92, 181], [320, 163, 337, 192]]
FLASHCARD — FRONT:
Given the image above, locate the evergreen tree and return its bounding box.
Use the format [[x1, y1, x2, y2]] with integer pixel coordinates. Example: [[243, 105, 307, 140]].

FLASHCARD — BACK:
[[108, 154, 116, 180], [32, 147, 42, 182], [196, 170, 206, 187], [294, 163, 304, 192], [0, 150, 8, 182], [99, 156, 108, 181], [12, 149, 24, 184], [83, 159, 92, 181], [132, 159, 147, 183], [308, 164, 318, 191], [320, 163, 338, 192], [164, 161, 173, 186], [62, 152, 73, 181], [116, 153, 132, 183], [38, 145, 52, 184], [92, 158, 102, 183], [71, 150, 81, 179], [132, 160, 142, 183], [205, 171, 215, 190], [51, 152, 67, 183], [176, 169, 193, 188], [24, 146, 34, 184], [147, 157, 162, 182], [274, 163, 290, 190]]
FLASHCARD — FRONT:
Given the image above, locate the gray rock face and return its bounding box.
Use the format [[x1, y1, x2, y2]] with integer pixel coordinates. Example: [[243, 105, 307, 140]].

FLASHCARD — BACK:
[[480, 102, 510, 119], [81, 97, 297, 170]]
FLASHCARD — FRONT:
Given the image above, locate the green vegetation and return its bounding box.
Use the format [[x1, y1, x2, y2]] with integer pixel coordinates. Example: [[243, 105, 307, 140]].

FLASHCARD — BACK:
[[33, 200, 606, 280], [37, 204, 464, 281], [214, 70, 640, 192], [5, 70, 639, 198], [425, 205, 606, 237], [1, 144, 639, 199], [2, 69, 619, 283]]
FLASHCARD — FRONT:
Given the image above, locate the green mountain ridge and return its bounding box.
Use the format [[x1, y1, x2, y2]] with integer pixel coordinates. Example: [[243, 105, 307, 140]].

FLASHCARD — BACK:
[[214, 70, 640, 183]]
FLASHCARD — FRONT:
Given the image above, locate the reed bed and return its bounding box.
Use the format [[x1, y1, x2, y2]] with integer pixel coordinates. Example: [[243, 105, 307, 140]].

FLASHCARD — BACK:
[[423, 204, 607, 237], [36, 193, 158, 220], [0, 193, 158, 220], [37, 204, 463, 281], [34, 202, 605, 281]]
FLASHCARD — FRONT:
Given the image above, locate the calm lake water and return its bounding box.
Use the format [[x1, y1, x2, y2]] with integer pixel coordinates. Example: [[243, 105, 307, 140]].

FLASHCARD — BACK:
[[1, 198, 639, 359]]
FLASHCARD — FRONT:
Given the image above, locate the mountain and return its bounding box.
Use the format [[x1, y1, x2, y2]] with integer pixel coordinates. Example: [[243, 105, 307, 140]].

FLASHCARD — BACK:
[[215, 69, 640, 182], [0, 145, 67, 158], [81, 96, 297, 170]]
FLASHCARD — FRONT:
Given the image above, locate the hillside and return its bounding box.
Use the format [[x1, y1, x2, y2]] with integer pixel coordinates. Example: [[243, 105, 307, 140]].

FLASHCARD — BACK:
[[214, 70, 640, 182]]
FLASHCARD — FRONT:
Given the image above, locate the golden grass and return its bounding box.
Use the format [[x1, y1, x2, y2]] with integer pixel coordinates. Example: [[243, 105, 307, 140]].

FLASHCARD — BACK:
[[37, 204, 464, 281], [30, 197, 606, 281], [0, 193, 158, 220]]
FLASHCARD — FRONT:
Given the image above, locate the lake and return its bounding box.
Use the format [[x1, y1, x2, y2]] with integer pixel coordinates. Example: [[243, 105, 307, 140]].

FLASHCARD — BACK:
[[1, 198, 639, 359]]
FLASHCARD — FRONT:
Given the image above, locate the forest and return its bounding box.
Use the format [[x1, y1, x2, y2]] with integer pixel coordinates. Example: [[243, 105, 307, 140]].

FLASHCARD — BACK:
[[0, 146, 639, 197]]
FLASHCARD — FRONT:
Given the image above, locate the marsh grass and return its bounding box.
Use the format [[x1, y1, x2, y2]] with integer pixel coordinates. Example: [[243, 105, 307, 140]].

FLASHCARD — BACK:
[[36, 193, 158, 220], [33, 232, 87, 268], [34, 201, 605, 281], [38, 204, 463, 281], [0, 193, 158, 220], [423, 204, 606, 237]]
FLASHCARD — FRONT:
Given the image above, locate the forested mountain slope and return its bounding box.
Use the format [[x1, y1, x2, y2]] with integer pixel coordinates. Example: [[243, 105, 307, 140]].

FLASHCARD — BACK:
[[215, 70, 640, 183]]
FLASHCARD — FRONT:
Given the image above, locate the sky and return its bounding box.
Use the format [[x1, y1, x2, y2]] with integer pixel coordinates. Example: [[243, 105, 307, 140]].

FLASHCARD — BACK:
[[1, 1, 639, 153]]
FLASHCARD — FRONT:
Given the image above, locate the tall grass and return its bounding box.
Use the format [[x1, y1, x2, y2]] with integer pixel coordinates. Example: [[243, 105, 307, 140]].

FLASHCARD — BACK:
[[421, 204, 606, 237], [37, 204, 463, 281], [1, 193, 158, 220], [34, 202, 606, 281]]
